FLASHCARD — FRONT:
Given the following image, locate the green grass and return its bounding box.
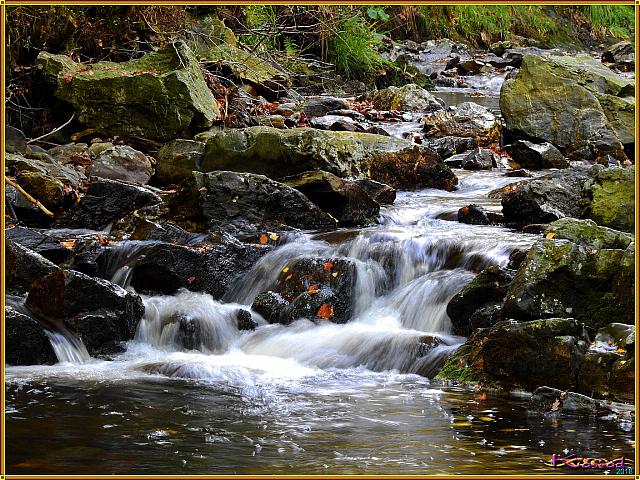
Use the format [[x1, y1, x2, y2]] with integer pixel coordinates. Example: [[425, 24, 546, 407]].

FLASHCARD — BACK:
[[578, 5, 635, 39]]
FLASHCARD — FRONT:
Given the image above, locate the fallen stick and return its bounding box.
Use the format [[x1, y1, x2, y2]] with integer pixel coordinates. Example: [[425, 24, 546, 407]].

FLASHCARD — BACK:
[[5, 177, 55, 217], [27, 113, 75, 144]]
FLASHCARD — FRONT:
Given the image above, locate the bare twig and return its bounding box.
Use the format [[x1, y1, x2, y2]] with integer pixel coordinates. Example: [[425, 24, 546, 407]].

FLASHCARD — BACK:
[[5, 177, 55, 217], [27, 113, 75, 144]]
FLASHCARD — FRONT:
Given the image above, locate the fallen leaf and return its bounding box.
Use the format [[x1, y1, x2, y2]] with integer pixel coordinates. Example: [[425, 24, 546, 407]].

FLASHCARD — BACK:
[[64, 73, 73, 83], [616, 347, 626, 354], [551, 399, 560, 411], [186, 276, 196, 285], [61, 240, 76, 248], [545, 232, 556, 239], [269, 232, 279, 241], [316, 303, 334, 319], [259, 233, 268, 244], [620, 360, 627, 365], [307, 284, 319, 294], [282, 266, 289, 273], [323, 262, 334, 271], [284, 274, 293, 281], [332, 272, 338, 278], [460, 206, 469, 215]]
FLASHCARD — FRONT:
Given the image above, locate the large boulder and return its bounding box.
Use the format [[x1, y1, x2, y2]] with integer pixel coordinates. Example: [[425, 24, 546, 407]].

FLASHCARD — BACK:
[[251, 257, 357, 324], [155, 139, 206, 185], [423, 102, 501, 147], [5, 306, 57, 366], [37, 41, 219, 141], [86, 145, 154, 184], [503, 229, 635, 328], [5, 226, 74, 264], [500, 54, 634, 161], [582, 166, 635, 233], [544, 217, 634, 250], [368, 84, 443, 112], [191, 126, 457, 190], [602, 41, 634, 72], [55, 178, 162, 230], [435, 318, 589, 391], [25, 269, 145, 355], [353, 179, 396, 205], [168, 170, 337, 234], [6, 240, 60, 295], [303, 97, 348, 117], [501, 167, 593, 227], [283, 171, 380, 227], [504, 140, 569, 170], [446, 265, 513, 336]]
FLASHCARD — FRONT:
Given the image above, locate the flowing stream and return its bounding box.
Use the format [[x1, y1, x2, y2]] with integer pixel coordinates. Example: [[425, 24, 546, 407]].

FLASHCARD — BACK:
[[5, 169, 635, 474]]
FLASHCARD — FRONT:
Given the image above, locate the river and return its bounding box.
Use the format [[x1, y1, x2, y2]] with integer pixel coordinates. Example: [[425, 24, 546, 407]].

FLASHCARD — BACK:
[[5, 170, 634, 474]]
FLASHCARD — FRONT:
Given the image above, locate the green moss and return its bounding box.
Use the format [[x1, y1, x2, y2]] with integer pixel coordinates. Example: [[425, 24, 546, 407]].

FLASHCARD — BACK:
[[585, 167, 635, 233]]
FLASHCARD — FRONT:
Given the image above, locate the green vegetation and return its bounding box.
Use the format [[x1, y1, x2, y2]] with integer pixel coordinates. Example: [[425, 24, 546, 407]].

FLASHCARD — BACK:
[[578, 5, 635, 39]]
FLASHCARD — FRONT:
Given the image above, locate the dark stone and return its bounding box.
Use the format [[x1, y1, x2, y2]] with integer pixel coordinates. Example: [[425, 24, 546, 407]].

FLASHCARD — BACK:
[[504, 140, 569, 170], [462, 148, 498, 171], [528, 386, 614, 417], [25, 269, 145, 355], [6, 125, 28, 154], [237, 309, 258, 331], [303, 96, 349, 117], [86, 145, 154, 184], [252, 292, 289, 324], [6, 240, 60, 295], [168, 170, 337, 234], [55, 178, 162, 230], [5, 306, 57, 366], [5, 226, 73, 264], [155, 139, 206, 186], [353, 179, 396, 205], [283, 171, 380, 227], [457, 204, 490, 225], [424, 136, 475, 159], [446, 265, 513, 336], [505, 168, 531, 177]]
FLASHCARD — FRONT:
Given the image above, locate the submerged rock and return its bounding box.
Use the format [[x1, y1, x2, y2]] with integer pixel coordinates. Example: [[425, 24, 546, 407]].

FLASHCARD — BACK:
[[501, 54, 634, 162], [25, 269, 144, 355], [5, 306, 57, 366], [528, 387, 615, 417], [423, 102, 500, 147], [504, 140, 569, 170], [283, 171, 380, 227], [168, 170, 337, 234], [251, 257, 357, 325], [436, 318, 589, 391], [37, 41, 219, 141]]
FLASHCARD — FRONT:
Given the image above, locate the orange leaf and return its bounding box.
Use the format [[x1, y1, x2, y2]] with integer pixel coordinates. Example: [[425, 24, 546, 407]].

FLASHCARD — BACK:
[[460, 207, 469, 215], [307, 284, 319, 294], [64, 73, 73, 83], [616, 347, 626, 354], [316, 303, 334, 319], [61, 240, 75, 248], [259, 233, 268, 244], [323, 262, 334, 271], [285, 274, 293, 281], [545, 232, 556, 239]]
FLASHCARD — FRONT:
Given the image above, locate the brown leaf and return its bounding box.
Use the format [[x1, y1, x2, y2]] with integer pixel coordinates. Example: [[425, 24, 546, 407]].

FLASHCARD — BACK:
[[316, 303, 334, 320], [64, 73, 73, 84], [307, 284, 319, 294], [259, 233, 268, 244], [551, 398, 561, 411], [61, 240, 76, 248], [186, 276, 196, 285]]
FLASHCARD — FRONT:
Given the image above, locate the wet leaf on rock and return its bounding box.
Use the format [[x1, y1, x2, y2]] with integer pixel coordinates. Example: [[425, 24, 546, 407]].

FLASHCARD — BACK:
[[316, 303, 334, 319]]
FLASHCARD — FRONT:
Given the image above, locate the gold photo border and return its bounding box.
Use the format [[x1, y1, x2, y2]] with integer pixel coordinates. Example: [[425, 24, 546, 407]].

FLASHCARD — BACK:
[[0, 1, 637, 479]]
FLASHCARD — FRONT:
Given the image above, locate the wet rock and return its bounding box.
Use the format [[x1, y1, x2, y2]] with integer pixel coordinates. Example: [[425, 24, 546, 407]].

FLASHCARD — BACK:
[[436, 318, 589, 391], [55, 178, 161, 230], [457, 204, 490, 225], [5, 306, 57, 366], [327, 109, 367, 122], [283, 171, 380, 227], [37, 41, 218, 141], [6, 125, 27, 154], [303, 96, 348, 117], [86, 145, 154, 184], [6, 152, 85, 188], [368, 84, 443, 112], [353, 179, 396, 205], [424, 102, 500, 147], [461, 148, 497, 171], [501, 54, 634, 162], [446, 265, 513, 336], [582, 166, 635, 233], [26, 269, 144, 355], [14, 170, 66, 211], [504, 140, 569, 170], [443, 153, 466, 168], [528, 387, 614, 416], [6, 240, 60, 295], [505, 168, 531, 178], [237, 309, 257, 331], [602, 41, 634, 71], [424, 136, 475, 159], [501, 167, 593, 227], [131, 220, 205, 245], [544, 218, 634, 250], [503, 235, 635, 328], [251, 292, 289, 324], [252, 258, 357, 325], [168, 171, 337, 234], [155, 140, 206, 186], [5, 226, 73, 264], [309, 115, 363, 132], [193, 126, 457, 191]]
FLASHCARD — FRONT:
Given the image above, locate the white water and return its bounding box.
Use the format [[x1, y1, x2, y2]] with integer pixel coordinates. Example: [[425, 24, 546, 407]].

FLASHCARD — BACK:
[[7, 170, 537, 387]]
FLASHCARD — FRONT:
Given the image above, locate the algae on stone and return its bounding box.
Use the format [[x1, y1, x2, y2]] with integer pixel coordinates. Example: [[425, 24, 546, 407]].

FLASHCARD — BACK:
[[37, 42, 219, 141], [583, 166, 635, 233]]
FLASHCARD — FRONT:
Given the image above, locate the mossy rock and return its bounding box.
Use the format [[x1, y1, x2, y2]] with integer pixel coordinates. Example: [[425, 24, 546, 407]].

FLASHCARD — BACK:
[[503, 237, 635, 327], [37, 41, 219, 141], [435, 318, 589, 391], [583, 166, 635, 233], [544, 218, 634, 250], [500, 54, 634, 161]]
